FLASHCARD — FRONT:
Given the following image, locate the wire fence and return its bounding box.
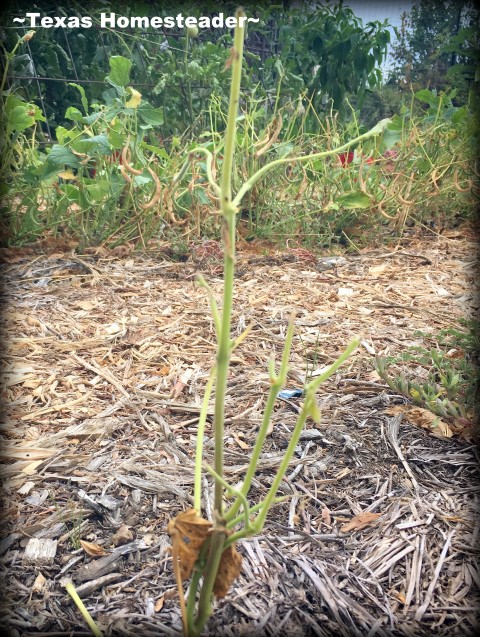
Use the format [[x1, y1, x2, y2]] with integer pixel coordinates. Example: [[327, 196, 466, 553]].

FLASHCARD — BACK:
[[2, 2, 410, 143], [3, 9, 281, 141]]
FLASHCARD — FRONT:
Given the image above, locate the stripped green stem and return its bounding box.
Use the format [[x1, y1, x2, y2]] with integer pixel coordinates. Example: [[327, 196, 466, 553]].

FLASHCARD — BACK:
[[193, 367, 216, 512], [211, 8, 245, 515], [224, 315, 296, 522], [177, 9, 363, 637]]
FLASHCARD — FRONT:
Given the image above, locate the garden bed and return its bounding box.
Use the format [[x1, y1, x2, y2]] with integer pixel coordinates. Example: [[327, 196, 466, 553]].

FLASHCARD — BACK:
[[0, 225, 479, 636]]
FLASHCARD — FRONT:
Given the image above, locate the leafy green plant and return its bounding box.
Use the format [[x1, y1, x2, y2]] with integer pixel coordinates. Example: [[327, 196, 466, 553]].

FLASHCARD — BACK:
[[0, 30, 48, 243], [0, 31, 45, 182], [3, 1, 394, 142], [375, 319, 479, 432], [271, 2, 391, 115], [327, 88, 478, 237], [167, 10, 394, 636], [388, 0, 479, 105], [3, 1, 254, 141], [5, 53, 175, 248]]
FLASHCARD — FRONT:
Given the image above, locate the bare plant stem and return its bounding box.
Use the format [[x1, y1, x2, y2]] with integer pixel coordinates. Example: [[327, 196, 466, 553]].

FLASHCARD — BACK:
[[185, 9, 246, 636], [179, 9, 366, 636], [212, 8, 245, 515]]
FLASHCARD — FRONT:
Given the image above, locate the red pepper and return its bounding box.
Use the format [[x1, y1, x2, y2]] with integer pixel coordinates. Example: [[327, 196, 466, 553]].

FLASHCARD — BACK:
[[338, 151, 354, 167]]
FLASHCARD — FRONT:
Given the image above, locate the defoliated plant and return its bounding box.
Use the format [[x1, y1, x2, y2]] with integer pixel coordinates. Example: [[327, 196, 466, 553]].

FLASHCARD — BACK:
[[168, 8, 391, 637]]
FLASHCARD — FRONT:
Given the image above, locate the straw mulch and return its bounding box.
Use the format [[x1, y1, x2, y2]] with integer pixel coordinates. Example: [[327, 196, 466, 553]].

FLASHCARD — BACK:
[[0, 225, 479, 637]]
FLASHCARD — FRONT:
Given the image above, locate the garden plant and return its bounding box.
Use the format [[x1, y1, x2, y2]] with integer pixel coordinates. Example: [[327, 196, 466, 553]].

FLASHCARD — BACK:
[[164, 9, 394, 636]]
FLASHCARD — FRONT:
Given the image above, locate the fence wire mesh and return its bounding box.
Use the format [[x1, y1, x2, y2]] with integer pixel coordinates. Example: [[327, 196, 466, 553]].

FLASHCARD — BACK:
[[2, 6, 281, 141]]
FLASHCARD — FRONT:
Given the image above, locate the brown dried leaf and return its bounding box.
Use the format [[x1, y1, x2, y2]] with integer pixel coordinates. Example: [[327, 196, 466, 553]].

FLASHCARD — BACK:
[[163, 588, 177, 600], [167, 509, 212, 580], [213, 543, 243, 599], [340, 511, 382, 533], [233, 432, 249, 450], [321, 506, 332, 526], [79, 540, 107, 557], [387, 405, 453, 438], [171, 379, 186, 399], [154, 596, 165, 612], [32, 572, 46, 593], [111, 524, 134, 547]]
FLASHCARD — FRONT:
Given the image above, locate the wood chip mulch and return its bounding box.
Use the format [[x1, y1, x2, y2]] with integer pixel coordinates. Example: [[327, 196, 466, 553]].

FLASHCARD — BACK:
[[0, 226, 479, 636]]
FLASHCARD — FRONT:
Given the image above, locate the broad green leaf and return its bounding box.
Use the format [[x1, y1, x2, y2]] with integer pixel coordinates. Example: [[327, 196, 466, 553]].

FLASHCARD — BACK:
[[31, 104, 46, 122], [354, 49, 368, 72], [23, 162, 58, 183], [451, 106, 468, 125], [386, 114, 404, 131], [109, 130, 127, 150], [141, 142, 169, 160], [107, 56, 132, 87], [311, 159, 328, 172], [44, 48, 60, 74], [194, 188, 210, 205], [379, 126, 402, 153], [325, 201, 340, 211], [74, 134, 112, 156], [68, 83, 89, 114], [65, 106, 84, 122], [82, 112, 103, 125], [415, 89, 437, 106], [102, 85, 125, 104], [272, 141, 294, 158], [133, 175, 151, 185], [0, 183, 11, 197], [336, 191, 373, 209], [47, 145, 81, 168], [86, 181, 114, 202], [366, 54, 376, 74], [138, 106, 164, 125], [61, 184, 82, 203], [332, 39, 351, 61], [6, 105, 35, 133], [376, 30, 390, 47], [5, 95, 35, 122]]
